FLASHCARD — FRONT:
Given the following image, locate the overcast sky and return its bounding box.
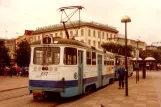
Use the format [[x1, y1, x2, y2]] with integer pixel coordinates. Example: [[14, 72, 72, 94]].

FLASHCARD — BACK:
[[0, 0, 161, 44]]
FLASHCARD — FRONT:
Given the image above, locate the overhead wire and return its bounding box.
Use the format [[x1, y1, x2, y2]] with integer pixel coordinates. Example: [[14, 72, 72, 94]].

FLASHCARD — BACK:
[[0, 0, 81, 39], [0, 3, 48, 24]]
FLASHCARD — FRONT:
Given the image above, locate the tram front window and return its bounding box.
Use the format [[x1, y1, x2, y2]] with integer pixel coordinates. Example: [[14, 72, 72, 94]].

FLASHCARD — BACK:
[[33, 47, 60, 65]]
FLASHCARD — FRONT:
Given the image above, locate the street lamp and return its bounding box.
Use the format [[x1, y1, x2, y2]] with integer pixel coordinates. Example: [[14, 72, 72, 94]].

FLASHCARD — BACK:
[[136, 39, 140, 82], [121, 15, 131, 96]]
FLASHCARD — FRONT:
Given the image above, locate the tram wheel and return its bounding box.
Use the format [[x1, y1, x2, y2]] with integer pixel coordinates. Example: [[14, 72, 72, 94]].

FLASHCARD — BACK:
[[33, 95, 46, 101]]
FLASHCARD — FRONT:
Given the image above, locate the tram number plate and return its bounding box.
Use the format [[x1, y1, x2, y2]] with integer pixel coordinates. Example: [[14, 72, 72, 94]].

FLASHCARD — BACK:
[[41, 72, 48, 76]]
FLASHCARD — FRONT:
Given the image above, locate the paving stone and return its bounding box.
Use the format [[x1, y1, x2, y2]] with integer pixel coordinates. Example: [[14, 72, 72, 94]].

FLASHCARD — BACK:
[[108, 103, 121, 107], [122, 100, 135, 104], [120, 103, 134, 107], [134, 103, 146, 107], [84, 100, 97, 105]]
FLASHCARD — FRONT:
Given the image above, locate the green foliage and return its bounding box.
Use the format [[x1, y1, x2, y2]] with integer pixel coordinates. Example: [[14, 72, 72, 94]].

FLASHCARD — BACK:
[[0, 40, 11, 66], [101, 42, 134, 57], [139, 49, 161, 63], [14, 40, 31, 67]]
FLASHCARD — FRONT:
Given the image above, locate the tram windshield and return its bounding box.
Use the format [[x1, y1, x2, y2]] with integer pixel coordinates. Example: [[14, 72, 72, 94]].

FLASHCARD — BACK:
[[33, 47, 60, 65]]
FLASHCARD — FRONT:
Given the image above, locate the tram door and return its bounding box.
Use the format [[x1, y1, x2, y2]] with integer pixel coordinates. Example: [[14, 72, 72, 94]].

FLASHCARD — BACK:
[[97, 54, 103, 87], [78, 50, 83, 94]]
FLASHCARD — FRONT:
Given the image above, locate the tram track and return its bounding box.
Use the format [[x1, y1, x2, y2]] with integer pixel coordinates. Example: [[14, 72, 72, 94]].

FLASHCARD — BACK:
[[0, 93, 28, 102], [0, 85, 109, 107], [0, 86, 28, 93], [0, 87, 28, 102]]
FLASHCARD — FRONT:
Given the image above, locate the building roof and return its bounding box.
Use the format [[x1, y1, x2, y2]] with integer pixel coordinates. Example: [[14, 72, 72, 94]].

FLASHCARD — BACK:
[[24, 30, 33, 35], [0, 37, 7, 40], [117, 33, 146, 44], [32, 20, 119, 34]]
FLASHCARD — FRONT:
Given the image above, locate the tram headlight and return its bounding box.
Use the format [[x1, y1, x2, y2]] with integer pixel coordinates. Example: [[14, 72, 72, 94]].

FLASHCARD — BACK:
[[50, 67, 53, 71], [54, 67, 58, 72], [34, 67, 37, 71]]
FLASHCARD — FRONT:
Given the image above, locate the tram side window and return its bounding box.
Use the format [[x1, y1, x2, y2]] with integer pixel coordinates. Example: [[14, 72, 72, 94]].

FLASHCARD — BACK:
[[104, 60, 106, 65], [86, 51, 91, 65], [107, 61, 110, 65], [64, 47, 77, 65], [112, 61, 114, 65], [92, 52, 96, 65]]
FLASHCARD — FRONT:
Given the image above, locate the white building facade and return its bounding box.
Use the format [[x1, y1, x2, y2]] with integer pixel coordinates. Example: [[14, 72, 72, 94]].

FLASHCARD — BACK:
[[30, 21, 119, 50]]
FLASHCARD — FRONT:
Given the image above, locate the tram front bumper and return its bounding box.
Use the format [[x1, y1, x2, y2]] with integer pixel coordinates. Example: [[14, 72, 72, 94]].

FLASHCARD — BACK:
[[29, 86, 64, 94]]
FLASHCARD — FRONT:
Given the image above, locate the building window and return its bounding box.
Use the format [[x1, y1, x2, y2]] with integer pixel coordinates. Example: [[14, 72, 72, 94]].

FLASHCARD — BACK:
[[38, 36, 40, 40], [98, 41, 101, 48], [93, 41, 96, 47], [60, 32, 63, 38], [55, 33, 58, 37], [98, 31, 101, 38], [70, 31, 73, 37], [106, 33, 109, 40], [114, 35, 116, 39], [93, 30, 95, 37], [34, 36, 36, 41], [102, 32, 104, 39], [50, 34, 53, 37], [64, 47, 77, 65], [81, 29, 84, 36], [80, 40, 84, 42], [110, 34, 112, 38], [88, 40, 91, 45], [75, 31, 78, 37], [88, 29, 91, 36]]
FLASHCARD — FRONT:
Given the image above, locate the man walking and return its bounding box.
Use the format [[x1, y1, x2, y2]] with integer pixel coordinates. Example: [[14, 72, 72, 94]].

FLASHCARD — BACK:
[[118, 64, 126, 89]]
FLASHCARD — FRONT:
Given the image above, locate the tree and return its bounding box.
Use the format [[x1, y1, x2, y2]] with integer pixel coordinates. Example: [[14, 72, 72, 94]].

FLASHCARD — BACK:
[[101, 42, 134, 57], [14, 40, 31, 67], [0, 40, 11, 67], [139, 49, 161, 63]]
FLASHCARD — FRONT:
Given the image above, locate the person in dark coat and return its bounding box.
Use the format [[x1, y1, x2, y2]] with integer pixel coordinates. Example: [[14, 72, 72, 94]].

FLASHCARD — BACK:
[[117, 64, 126, 89]]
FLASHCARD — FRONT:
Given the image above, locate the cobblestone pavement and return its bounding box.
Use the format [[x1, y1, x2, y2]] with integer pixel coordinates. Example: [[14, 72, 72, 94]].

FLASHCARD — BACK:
[[0, 76, 28, 91], [1, 71, 161, 107], [0, 95, 59, 107], [57, 71, 161, 107], [0, 88, 59, 107]]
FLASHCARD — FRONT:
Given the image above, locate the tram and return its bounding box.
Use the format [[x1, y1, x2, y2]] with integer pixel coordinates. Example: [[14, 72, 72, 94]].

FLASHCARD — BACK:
[[28, 37, 115, 99], [114, 54, 133, 80]]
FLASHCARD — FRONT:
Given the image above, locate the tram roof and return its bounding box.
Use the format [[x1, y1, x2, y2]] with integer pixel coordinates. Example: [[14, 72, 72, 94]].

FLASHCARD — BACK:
[[31, 37, 100, 51]]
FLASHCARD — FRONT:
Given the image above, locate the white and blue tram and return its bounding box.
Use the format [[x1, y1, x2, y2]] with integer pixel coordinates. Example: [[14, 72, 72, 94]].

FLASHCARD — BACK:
[[114, 54, 133, 80], [28, 36, 115, 98]]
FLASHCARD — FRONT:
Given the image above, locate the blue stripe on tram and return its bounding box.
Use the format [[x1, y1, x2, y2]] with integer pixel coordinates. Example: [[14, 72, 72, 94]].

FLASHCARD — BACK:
[[29, 73, 114, 88]]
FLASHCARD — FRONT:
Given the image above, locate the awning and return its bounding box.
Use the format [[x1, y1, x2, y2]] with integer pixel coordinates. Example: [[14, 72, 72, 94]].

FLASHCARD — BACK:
[[145, 57, 155, 61], [132, 57, 142, 61]]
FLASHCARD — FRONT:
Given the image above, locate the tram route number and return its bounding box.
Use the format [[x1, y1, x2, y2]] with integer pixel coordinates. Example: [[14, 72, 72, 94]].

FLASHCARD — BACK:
[[74, 72, 77, 79], [41, 72, 48, 76]]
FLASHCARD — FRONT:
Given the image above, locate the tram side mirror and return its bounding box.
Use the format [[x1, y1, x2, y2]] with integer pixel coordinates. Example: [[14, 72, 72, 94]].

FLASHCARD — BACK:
[[42, 37, 51, 44]]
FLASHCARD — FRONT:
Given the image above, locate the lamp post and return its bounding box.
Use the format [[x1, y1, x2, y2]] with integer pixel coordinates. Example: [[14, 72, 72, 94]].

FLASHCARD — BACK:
[[121, 15, 131, 96], [136, 40, 140, 82]]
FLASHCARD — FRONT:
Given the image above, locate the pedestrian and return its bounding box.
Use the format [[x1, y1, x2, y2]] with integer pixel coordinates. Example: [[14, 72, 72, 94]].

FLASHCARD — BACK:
[[10, 66, 13, 78], [16, 66, 20, 77], [117, 64, 126, 89], [4, 66, 7, 77]]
